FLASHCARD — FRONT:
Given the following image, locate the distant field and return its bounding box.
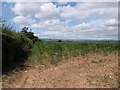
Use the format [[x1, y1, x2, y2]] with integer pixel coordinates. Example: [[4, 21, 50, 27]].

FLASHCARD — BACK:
[[29, 42, 119, 65]]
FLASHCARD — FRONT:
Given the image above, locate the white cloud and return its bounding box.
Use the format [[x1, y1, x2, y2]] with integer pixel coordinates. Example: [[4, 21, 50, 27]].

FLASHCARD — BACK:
[[35, 3, 60, 19], [105, 19, 118, 31], [11, 2, 44, 16], [12, 2, 60, 19], [74, 18, 118, 32], [20, 25, 30, 28], [2, 0, 119, 2], [31, 18, 118, 33], [81, 0, 119, 2], [11, 2, 118, 20], [105, 19, 118, 26], [31, 19, 69, 31], [108, 27, 117, 30], [75, 23, 91, 30], [61, 2, 118, 20], [31, 24, 42, 29], [10, 2, 118, 40], [61, 5, 89, 19], [13, 16, 35, 24]]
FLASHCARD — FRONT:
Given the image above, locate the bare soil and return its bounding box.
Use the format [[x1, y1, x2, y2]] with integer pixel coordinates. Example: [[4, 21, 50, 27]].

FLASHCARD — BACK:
[[2, 53, 119, 88]]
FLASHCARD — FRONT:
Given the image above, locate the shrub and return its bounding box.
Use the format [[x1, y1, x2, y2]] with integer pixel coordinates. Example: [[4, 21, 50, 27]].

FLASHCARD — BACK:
[[1, 19, 41, 73]]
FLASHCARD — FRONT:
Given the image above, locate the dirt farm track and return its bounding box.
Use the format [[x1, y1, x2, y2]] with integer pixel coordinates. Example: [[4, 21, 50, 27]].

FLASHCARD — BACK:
[[2, 53, 119, 88]]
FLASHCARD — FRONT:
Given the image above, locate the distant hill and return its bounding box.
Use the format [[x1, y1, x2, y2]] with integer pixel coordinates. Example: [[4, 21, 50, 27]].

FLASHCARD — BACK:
[[41, 38, 120, 42]]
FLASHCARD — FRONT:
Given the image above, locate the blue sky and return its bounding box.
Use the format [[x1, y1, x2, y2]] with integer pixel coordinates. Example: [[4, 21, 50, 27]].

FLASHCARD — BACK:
[[1, 2, 118, 40]]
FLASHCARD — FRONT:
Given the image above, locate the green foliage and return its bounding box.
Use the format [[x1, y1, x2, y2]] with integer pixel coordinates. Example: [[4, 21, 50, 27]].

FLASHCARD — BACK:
[[20, 27, 41, 43], [1, 19, 41, 73], [30, 41, 119, 65]]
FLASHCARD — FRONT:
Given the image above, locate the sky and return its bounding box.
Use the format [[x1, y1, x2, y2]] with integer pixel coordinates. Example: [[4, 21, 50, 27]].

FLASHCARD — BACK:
[[1, 2, 118, 40]]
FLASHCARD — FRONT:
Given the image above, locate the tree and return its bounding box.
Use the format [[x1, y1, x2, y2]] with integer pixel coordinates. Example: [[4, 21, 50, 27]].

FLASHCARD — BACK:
[[20, 27, 42, 44], [21, 27, 29, 36], [58, 40, 62, 42]]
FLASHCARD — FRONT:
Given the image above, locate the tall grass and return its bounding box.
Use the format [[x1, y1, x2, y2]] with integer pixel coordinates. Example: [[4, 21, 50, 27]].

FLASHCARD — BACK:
[[29, 41, 119, 65]]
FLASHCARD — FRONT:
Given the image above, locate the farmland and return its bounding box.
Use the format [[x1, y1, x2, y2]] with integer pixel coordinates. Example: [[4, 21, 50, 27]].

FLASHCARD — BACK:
[[29, 41, 119, 65], [2, 41, 119, 88], [1, 19, 119, 88]]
